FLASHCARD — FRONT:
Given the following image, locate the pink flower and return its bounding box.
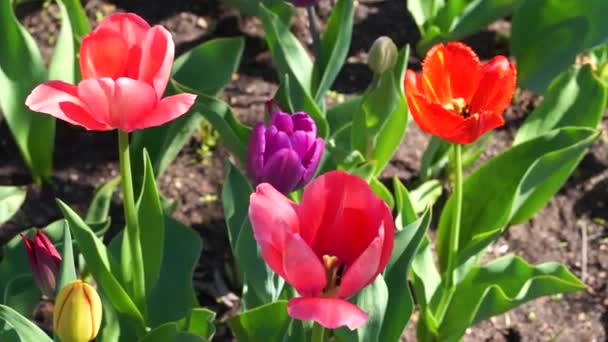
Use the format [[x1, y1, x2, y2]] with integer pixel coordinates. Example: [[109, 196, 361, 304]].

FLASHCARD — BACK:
[[21, 230, 62, 299], [249, 170, 394, 330], [25, 13, 196, 132]]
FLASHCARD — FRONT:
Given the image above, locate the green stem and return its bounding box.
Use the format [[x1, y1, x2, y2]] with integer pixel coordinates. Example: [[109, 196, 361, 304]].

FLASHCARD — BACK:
[[118, 130, 147, 318], [307, 6, 322, 58], [311, 322, 325, 342], [435, 144, 463, 322]]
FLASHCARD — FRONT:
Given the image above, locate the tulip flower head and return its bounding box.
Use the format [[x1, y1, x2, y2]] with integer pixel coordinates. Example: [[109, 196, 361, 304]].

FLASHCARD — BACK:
[[405, 42, 516, 144], [249, 171, 394, 329], [247, 107, 324, 194], [26, 13, 196, 132], [54, 280, 103, 342], [21, 230, 61, 299]]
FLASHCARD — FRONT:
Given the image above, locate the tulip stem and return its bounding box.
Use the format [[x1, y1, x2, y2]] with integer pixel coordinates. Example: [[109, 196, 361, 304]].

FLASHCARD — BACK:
[[311, 322, 325, 342], [307, 6, 322, 58], [436, 143, 463, 322], [118, 130, 147, 319]]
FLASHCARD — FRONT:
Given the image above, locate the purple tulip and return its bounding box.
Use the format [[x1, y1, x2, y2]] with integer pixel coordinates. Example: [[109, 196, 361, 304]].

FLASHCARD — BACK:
[[21, 230, 62, 299], [248, 109, 324, 194], [291, 0, 318, 7]]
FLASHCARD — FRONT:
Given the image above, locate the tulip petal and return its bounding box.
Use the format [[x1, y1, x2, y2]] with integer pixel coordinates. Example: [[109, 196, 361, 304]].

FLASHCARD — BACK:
[[126, 93, 196, 131], [292, 112, 316, 134], [80, 27, 129, 80], [444, 111, 505, 144], [138, 26, 174, 98], [271, 112, 294, 134], [299, 138, 324, 186], [422, 42, 481, 104], [283, 233, 326, 296], [259, 149, 305, 194], [97, 13, 150, 49], [470, 56, 516, 116], [338, 233, 383, 299], [247, 123, 267, 184], [26, 81, 110, 130], [298, 171, 386, 266], [264, 129, 291, 159], [249, 183, 300, 277], [287, 297, 368, 330], [408, 93, 470, 142]]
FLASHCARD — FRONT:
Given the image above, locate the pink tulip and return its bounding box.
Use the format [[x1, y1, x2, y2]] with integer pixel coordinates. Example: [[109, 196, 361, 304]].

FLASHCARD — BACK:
[[21, 230, 62, 299], [249, 170, 394, 330], [25, 13, 196, 132]]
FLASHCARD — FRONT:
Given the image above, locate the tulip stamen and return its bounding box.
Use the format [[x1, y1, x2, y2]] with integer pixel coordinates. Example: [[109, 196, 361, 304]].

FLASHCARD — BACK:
[[321, 255, 344, 297], [444, 97, 472, 118]]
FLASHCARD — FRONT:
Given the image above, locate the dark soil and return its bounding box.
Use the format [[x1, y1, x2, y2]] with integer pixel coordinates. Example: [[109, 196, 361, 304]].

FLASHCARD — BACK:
[[1, 0, 606, 341]]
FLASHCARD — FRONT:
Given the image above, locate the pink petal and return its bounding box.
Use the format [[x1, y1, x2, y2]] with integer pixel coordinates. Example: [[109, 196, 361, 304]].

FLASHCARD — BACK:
[[287, 297, 368, 330], [125, 93, 196, 131], [249, 183, 300, 277], [77, 78, 157, 131], [25, 81, 110, 130], [96, 13, 150, 49], [79, 27, 129, 80], [338, 232, 383, 299], [138, 26, 174, 98], [282, 233, 326, 296]]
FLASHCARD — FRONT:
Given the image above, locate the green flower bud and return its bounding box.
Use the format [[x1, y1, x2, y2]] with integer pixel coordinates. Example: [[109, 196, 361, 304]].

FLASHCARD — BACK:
[[368, 36, 398, 75], [53, 280, 102, 342]]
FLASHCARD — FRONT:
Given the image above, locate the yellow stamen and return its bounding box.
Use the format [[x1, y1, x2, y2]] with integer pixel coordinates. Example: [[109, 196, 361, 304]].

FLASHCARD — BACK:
[[321, 255, 343, 298]]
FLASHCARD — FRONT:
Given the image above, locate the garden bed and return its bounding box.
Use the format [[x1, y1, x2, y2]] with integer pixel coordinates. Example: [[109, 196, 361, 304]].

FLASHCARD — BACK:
[[0, 0, 606, 340]]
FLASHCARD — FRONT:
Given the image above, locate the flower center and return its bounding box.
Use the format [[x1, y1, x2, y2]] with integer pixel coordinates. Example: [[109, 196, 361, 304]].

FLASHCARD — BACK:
[[321, 255, 344, 298], [444, 97, 472, 118]]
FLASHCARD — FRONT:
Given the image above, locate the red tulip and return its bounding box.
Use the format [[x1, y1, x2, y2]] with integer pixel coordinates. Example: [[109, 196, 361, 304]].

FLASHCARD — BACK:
[[25, 13, 196, 132], [21, 230, 62, 299], [405, 42, 516, 144], [249, 170, 394, 330]]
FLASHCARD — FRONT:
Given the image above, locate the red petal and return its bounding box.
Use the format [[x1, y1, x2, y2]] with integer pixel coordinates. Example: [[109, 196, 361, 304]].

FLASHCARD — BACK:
[[338, 233, 383, 299], [124, 93, 196, 131], [443, 111, 505, 144], [409, 93, 466, 141], [299, 171, 387, 266], [422, 42, 481, 104], [287, 297, 368, 330], [25, 81, 110, 130], [249, 183, 300, 278], [469, 56, 516, 116], [96, 13, 150, 49], [80, 27, 129, 80], [283, 233, 326, 296], [138, 26, 174, 98]]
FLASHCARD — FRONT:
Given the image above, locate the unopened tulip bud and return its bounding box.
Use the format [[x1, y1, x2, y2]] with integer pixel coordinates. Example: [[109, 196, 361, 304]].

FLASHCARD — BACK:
[[368, 36, 398, 75], [22, 230, 61, 299], [54, 280, 102, 342], [248, 105, 324, 194]]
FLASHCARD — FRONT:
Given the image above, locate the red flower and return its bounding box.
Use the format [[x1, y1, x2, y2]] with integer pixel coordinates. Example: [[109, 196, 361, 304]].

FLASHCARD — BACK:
[[405, 42, 516, 144], [21, 230, 62, 299], [25, 13, 196, 132], [249, 170, 394, 330]]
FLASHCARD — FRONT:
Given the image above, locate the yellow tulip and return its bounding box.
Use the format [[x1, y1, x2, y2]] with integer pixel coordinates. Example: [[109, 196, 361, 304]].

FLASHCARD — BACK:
[[53, 280, 102, 342]]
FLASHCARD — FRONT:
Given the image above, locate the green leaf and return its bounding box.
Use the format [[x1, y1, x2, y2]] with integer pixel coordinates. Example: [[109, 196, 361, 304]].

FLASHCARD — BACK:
[[58, 0, 90, 37], [512, 0, 608, 93], [172, 37, 244, 95], [326, 96, 361, 134], [409, 180, 442, 215], [56, 222, 76, 293], [136, 151, 165, 296], [0, 186, 26, 226], [49, 0, 89, 83], [0, 0, 54, 183], [407, 0, 445, 31], [0, 305, 53, 342], [222, 162, 253, 251], [437, 128, 598, 274], [179, 308, 216, 340], [446, 0, 515, 41], [258, 4, 313, 92], [370, 178, 394, 210], [228, 301, 290, 342], [420, 137, 450, 181], [410, 237, 441, 335], [392, 177, 417, 228], [85, 177, 120, 224], [147, 217, 202, 327], [514, 65, 607, 145], [355, 275, 389, 342], [56, 200, 145, 328], [380, 210, 431, 342], [312, 0, 354, 102], [438, 255, 585, 340], [142, 322, 206, 342]]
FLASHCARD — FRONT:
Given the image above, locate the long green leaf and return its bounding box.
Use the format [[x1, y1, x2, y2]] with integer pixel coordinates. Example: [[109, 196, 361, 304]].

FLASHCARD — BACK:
[[0, 0, 54, 183], [56, 222, 77, 293], [0, 305, 53, 342], [0, 186, 26, 226]]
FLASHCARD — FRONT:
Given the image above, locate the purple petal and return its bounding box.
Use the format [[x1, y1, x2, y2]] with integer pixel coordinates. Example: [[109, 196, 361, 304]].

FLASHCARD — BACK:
[[299, 138, 324, 186], [259, 149, 305, 194], [264, 130, 291, 160], [247, 123, 267, 184], [292, 112, 316, 135], [271, 112, 294, 134], [290, 131, 316, 158]]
